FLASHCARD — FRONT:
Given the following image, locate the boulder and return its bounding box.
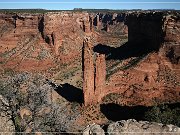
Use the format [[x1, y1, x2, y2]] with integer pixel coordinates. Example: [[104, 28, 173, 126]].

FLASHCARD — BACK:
[[83, 123, 105, 135]]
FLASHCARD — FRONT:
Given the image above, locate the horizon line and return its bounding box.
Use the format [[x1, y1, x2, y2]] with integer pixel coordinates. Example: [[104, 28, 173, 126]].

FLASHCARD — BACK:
[[0, 8, 177, 10], [0, 2, 180, 4]]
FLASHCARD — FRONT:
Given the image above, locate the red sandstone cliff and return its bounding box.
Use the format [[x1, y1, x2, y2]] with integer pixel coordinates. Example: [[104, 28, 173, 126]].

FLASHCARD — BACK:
[[83, 39, 95, 106], [0, 11, 179, 106], [0, 12, 96, 74], [95, 53, 106, 103]]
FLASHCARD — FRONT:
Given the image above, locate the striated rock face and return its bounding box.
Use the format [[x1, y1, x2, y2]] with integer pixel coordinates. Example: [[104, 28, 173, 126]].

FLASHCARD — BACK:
[[164, 15, 180, 42], [0, 13, 55, 72], [0, 10, 179, 133], [163, 14, 180, 65], [0, 13, 41, 52], [0, 12, 95, 73], [14, 14, 41, 34], [43, 12, 93, 60], [93, 12, 128, 35], [0, 11, 179, 107], [83, 119, 180, 135]]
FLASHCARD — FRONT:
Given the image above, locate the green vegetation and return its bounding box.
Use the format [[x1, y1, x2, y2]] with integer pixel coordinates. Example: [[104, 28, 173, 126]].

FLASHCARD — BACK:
[[4, 68, 15, 76], [76, 79, 83, 89], [71, 102, 81, 113], [144, 104, 180, 127], [0, 9, 48, 14], [0, 9, 86, 14], [0, 9, 178, 15], [0, 9, 142, 14], [14, 115, 26, 132]]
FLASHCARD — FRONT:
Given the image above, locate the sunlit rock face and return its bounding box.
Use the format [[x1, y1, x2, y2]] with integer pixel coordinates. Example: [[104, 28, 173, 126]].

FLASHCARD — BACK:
[[0, 11, 179, 106]]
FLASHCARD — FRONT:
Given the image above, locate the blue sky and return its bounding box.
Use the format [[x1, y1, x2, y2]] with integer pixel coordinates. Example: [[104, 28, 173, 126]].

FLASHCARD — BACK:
[[0, 0, 180, 10]]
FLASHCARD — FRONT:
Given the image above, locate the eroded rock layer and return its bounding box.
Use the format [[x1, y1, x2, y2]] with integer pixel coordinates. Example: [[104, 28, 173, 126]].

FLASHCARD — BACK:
[[0, 11, 179, 107]]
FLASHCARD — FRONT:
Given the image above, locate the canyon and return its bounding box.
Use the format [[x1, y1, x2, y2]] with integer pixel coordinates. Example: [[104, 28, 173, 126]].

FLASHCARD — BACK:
[[0, 10, 180, 132], [0, 10, 180, 106]]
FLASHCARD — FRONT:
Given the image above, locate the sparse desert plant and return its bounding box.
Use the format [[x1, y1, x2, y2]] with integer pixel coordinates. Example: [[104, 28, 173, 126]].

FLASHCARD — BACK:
[[144, 104, 180, 127], [0, 73, 29, 131], [0, 73, 82, 133]]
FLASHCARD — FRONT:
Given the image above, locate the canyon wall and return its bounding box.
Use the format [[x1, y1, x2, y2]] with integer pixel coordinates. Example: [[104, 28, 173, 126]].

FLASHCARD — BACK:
[[0, 13, 52, 72], [43, 12, 93, 57], [163, 14, 180, 65], [103, 12, 180, 106], [0, 14, 41, 53], [0, 12, 95, 73], [0, 11, 179, 106], [83, 11, 180, 106], [92, 12, 128, 34]]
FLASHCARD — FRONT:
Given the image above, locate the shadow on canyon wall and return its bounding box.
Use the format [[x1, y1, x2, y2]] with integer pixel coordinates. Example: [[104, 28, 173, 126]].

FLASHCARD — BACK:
[[100, 103, 149, 121], [55, 83, 84, 104], [93, 13, 126, 26], [94, 12, 165, 59], [94, 41, 154, 60]]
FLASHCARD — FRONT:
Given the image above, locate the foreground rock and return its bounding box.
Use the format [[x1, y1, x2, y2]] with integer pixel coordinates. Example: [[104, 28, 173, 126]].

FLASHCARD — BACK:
[[83, 119, 180, 135], [83, 123, 105, 135]]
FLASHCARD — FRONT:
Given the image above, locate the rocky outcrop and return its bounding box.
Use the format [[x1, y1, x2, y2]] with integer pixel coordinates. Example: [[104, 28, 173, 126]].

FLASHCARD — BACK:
[[42, 12, 95, 65], [93, 12, 128, 35], [107, 119, 180, 135], [163, 14, 180, 65], [164, 15, 180, 42], [0, 13, 41, 49], [95, 53, 106, 102], [83, 123, 105, 135], [83, 39, 95, 106], [83, 119, 180, 135], [83, 39, 107, 106], [0, 13, 55, 72]]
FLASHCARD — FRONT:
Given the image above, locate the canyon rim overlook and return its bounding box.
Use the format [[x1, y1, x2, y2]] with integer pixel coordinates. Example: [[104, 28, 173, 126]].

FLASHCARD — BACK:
[[0, 8, 180, 134]]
